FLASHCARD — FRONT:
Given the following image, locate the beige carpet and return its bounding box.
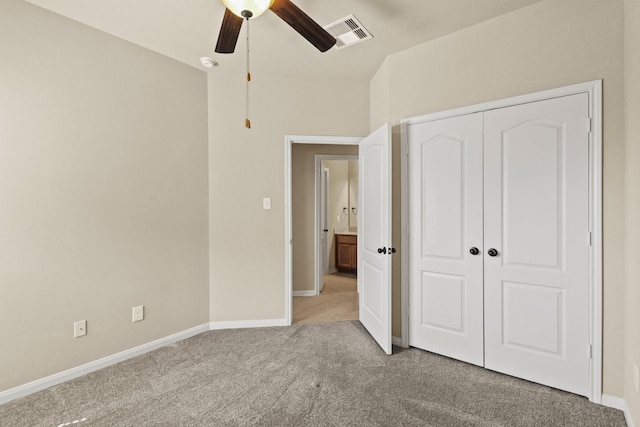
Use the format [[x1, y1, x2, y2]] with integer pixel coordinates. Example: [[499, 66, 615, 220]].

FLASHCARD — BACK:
[[293, 273, 358, 323], [0, 322, 627, 426]]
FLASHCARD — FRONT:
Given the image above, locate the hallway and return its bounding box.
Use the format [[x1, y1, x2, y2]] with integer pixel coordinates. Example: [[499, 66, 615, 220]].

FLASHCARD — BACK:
[[293, 273, 357, 324]]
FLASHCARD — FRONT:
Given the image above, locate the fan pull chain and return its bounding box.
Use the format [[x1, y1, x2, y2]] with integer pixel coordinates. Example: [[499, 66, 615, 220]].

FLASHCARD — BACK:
[[245, 16, 251, 129]]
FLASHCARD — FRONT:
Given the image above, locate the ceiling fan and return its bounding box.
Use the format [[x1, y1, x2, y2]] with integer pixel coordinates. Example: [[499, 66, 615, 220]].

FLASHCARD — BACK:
[[215, 0, 337, 54]]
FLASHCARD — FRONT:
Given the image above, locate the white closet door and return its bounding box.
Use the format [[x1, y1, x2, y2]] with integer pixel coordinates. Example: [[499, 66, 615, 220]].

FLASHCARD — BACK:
[[408, 113, 485, 366], [483, 93, 591, 396]]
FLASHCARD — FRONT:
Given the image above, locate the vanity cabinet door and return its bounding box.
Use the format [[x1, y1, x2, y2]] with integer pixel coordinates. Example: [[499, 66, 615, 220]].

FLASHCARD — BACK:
[[335, 234, 357, 271]]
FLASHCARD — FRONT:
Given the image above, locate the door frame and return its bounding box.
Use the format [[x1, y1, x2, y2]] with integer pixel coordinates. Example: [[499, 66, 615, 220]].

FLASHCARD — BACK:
[[320, 165, 329, 292], [314, 154, 359, 295], [401, 80, 603, 403], [284, 135, 363, 325]]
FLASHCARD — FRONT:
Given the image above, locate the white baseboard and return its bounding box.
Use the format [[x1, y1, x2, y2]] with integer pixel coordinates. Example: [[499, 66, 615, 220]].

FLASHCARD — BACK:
[[209, 318, 288, 330], [0, 323, 210, 405], [293, 290, 316, 297], [602, 394, 634, 427]]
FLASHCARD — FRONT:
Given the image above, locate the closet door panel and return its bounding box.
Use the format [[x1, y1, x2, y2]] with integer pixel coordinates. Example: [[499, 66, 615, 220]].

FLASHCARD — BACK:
[[500, 123, 562, 268], [408, 113, 484, 366], [483, 93, 590, 397]]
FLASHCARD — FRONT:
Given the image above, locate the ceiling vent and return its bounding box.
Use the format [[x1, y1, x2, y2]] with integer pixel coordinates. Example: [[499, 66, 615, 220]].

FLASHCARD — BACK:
[[324, 15, 373, 50]]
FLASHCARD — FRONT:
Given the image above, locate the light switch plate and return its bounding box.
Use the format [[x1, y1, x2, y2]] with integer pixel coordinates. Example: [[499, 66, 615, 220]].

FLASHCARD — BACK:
[[263, 197, 271, 210], [132, 305, 144, 322]]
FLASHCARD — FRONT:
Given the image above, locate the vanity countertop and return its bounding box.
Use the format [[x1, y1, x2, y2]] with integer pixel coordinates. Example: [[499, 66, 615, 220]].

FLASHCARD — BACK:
[[335, 231, 358, 236]]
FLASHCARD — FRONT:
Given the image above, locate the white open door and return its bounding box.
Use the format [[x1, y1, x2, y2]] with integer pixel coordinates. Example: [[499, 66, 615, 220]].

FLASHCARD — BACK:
[[358, 123, 392, 355]]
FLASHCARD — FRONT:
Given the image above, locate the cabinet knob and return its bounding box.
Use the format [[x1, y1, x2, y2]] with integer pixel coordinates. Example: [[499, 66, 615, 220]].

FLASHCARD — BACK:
[[377, 247, 387, 254], [488, 248, 499, 257], [469, 247, 479, 255]]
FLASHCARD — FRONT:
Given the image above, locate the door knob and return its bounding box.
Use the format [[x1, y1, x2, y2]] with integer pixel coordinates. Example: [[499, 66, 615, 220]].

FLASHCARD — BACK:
[[469, 247, 479, 255], [488, 248, 499, 257], [377, 247, 387, 254]]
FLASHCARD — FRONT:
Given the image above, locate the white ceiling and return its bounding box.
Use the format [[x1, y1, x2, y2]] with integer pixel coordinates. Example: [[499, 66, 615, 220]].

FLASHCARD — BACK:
[[23, 0, 542, 81]]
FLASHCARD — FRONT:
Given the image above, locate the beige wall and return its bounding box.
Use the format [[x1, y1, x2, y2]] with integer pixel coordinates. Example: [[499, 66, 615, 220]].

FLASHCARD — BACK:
[[371, 0, 626, 396], [370, 60, 390, 134], [291, 147, 358, 293], [625, 0, 640, 423], [0, 0, 209, 392], [208, 72, 369, 321]]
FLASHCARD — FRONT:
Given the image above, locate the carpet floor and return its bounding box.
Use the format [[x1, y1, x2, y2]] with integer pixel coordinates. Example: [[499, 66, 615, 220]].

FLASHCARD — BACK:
[[0, 322, 626, 427], [293, 273, 358, 324]]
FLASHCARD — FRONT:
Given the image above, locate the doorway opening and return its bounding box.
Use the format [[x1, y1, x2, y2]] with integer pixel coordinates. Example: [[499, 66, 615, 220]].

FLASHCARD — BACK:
[[294, 155, 358, 324], [286, 125, 394, 354], [284, 136, 362, 326]]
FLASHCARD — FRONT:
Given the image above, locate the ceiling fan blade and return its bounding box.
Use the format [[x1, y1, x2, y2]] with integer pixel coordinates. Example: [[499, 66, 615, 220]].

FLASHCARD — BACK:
[[215, 8, 244, 54], [269, 0, 336, 52]]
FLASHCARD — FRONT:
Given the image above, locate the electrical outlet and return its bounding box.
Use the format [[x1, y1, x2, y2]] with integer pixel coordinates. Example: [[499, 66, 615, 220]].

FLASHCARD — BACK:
[[74, 320, 87, 338], [132, 305, 144, 322], [634, 363, 639, 393]]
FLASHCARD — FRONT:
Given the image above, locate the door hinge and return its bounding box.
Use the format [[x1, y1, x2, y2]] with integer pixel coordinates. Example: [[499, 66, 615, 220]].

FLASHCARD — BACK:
[[586, 232, 592, 246], [405, 226, 410, 237], [587, 344, 593, 359], [587, 117, 592, 134], [405, 306, 410, 318]]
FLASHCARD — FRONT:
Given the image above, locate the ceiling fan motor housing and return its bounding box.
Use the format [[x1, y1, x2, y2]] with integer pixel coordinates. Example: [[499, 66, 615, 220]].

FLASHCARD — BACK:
[[222, 0, 275, 19]]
